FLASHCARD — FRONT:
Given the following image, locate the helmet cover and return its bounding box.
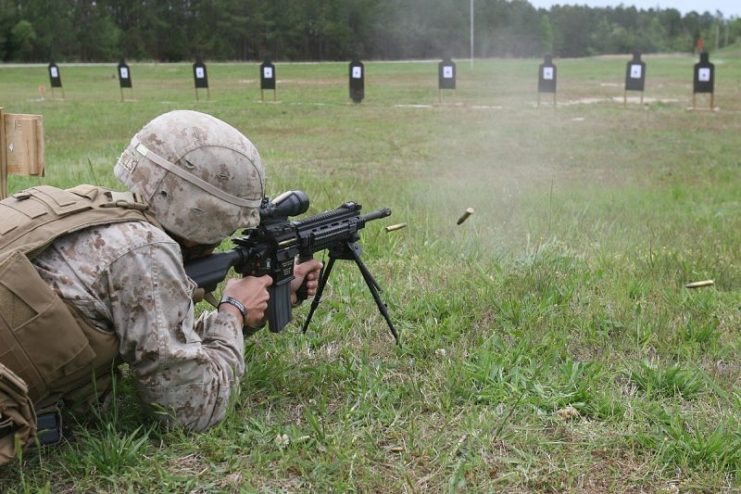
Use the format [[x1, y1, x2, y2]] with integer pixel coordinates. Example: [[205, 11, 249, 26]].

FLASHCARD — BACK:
[[114, 110, 265, 244]]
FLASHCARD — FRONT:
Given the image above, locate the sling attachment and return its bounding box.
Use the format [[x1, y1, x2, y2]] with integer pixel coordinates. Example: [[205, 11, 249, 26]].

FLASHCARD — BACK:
[[35, 407, 62, 446], [101, 191, 149, 211]]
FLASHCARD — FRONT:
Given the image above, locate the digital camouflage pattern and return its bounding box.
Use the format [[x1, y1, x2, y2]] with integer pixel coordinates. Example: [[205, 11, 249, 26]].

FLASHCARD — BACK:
[[33, 220, 245, 431], [114, 110, 266, 245]]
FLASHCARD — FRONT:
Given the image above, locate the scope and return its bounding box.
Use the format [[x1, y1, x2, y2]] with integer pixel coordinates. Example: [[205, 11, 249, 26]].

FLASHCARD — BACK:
[[260, 190, 310, 221]]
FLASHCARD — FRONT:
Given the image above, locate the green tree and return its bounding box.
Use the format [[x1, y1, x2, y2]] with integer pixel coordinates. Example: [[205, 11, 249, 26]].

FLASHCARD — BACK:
[[540, 14, 554, 55], [10, 20, 37, 61]]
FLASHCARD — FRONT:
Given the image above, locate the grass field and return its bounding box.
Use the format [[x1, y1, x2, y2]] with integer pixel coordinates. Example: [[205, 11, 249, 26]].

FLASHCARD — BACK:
[[0, 50, 739, 493]]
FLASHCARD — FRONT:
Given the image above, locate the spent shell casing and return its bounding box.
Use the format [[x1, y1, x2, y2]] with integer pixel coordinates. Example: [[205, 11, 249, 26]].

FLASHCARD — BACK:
[[385, 223, 407, 232], [457, 207, 475, 225], [685, 280, 714, 289]]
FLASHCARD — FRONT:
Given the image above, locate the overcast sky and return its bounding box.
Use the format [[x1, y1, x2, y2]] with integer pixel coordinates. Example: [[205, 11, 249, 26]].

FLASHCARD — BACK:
[[526, 1, 740, 17]]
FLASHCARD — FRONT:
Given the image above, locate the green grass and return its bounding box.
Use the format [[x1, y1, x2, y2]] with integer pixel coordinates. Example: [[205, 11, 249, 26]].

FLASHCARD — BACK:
[[1, 55, 739, 492]]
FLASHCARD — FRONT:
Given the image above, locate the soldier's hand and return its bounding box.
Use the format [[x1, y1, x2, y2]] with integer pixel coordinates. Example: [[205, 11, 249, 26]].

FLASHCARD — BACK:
[[291, 258, 323, 305], [222, 275, 273, 328]]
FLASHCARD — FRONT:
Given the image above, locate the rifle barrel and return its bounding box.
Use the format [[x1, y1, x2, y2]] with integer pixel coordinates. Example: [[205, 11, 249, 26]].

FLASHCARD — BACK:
[[361, 208, 392, 223]]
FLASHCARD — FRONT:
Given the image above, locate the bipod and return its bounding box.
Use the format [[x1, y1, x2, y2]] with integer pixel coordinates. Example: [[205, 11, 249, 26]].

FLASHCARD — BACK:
[[301, 240, 399, 344]]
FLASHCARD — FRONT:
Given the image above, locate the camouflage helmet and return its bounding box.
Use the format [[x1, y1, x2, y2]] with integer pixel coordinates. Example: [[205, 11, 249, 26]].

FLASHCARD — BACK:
[[114, 110, 265, 244]]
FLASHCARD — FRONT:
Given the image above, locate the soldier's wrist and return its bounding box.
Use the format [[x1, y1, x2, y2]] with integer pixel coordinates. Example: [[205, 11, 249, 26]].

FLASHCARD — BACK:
[[218, 296, 247, 326]]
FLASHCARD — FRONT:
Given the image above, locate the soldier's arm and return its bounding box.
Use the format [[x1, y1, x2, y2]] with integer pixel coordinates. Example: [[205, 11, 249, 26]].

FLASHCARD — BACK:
[[109, 240, 245, 431]]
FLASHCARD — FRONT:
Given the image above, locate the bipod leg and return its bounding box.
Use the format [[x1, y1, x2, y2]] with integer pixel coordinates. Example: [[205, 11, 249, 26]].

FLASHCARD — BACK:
[[346, 242, 399, 344], [301, 256, 337, 334]]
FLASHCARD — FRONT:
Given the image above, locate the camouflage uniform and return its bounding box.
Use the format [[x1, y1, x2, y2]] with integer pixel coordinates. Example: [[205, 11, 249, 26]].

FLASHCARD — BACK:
[[32, 220, 244, 431]]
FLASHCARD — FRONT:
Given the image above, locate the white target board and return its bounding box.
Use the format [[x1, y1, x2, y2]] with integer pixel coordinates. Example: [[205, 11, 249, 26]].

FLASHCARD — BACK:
[[263, 67, 273, 79], [352, 66, 362, 79], [630, 64, 642, 79], [195, 67, 205, 79], [443, 66, 454, 79], [542, 67, 554, 80], [698, 68, 711, 82]]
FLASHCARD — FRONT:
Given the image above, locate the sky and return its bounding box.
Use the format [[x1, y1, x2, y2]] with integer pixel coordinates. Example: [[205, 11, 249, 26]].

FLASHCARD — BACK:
[[526, 0, 741, 18]]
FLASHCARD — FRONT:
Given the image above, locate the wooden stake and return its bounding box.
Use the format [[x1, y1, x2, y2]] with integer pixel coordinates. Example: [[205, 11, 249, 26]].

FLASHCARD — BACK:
[[0, 107, 7, 199], [34, 117, 44, 177]]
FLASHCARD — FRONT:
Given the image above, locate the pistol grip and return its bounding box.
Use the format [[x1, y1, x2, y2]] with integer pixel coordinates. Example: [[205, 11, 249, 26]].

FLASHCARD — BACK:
[[295, 253, 314, 303]]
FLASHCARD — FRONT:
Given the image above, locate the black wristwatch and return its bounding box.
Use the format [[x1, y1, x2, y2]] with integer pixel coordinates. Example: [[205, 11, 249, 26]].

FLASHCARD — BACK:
[[218, 296, 247, 322]]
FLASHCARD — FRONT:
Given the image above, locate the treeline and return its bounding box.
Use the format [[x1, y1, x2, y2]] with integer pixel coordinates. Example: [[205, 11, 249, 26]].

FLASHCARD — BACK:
[[1, 0, 740, 62]]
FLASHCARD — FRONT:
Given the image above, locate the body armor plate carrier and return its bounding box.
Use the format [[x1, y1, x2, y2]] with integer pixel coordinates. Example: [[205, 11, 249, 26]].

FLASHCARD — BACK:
[[0, 185, 158, 464]]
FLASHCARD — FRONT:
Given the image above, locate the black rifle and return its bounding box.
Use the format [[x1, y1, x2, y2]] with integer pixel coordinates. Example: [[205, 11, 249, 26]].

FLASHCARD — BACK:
[[185, 191, 399, 343]]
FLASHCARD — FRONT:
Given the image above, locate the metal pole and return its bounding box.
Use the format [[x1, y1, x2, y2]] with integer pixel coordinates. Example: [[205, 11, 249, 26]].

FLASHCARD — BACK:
[[470, 0, 474, 70]]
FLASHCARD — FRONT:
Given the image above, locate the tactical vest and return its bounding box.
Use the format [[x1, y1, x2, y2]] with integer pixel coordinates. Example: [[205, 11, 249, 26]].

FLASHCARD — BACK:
[[0, 185, 159, 463]]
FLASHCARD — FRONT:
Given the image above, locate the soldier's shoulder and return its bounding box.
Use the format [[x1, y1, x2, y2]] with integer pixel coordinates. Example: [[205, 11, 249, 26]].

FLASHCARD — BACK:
[[52, 220, 178, 265], [98, 220, 174, 244]]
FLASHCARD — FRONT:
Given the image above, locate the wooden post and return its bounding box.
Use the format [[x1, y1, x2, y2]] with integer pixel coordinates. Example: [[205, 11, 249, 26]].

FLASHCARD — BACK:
[[0, 107, 7, 199]]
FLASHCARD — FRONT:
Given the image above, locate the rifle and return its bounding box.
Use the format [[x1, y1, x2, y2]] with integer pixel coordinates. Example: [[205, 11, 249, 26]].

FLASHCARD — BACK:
[[185, 190, 399, 343]]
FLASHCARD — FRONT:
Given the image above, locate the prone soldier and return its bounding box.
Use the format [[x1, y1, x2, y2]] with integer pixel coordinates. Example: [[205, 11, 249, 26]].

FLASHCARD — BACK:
[[0, 110, 322, 464]]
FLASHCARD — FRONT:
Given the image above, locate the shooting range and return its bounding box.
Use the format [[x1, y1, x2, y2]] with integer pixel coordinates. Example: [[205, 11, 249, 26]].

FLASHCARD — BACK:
[[193, 59, 210, 100], [537, 55, 557, 107], [0, 108, 45, 199], [2, 1, 741, 490], [349, 60, 365, 103], [47, 62, 64, 99], [117, 60, 133, 101], [692, 52, 715, 110], [624, 52, 646, 104], [260, 60, 277, 101]]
